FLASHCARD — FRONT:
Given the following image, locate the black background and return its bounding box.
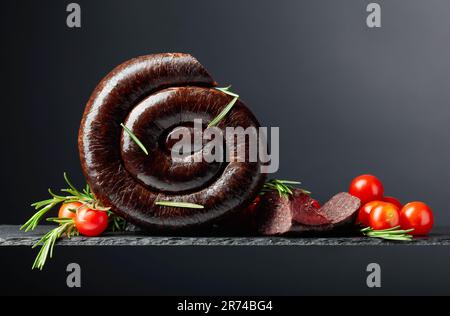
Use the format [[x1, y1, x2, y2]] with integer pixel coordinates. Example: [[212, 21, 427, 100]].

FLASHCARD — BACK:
[[2, 0, 450, 225], [2, 246, 450, 295], [1, 0, 450, 296]]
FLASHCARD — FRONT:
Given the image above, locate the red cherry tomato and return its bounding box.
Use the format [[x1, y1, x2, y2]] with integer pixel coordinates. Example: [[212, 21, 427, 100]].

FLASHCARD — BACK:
[[357, 200, 382, 227], [349, 174, 384, 204], [58, 202, 82, 219], [383, 196, 403, 209], [246, 196, 261, 214], [311, 199, 321, 209], [369, 202, 400, 230], [399, 202, 434, 236], [74, 206, 109, 237]]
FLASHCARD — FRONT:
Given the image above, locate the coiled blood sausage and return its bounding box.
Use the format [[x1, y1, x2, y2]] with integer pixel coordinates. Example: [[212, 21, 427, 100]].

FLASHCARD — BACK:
[[78, 53, 265, 231]]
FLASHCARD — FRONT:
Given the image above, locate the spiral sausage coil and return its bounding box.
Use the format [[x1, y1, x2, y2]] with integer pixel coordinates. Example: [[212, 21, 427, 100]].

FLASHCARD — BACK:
[[78, 53, 265, 230]]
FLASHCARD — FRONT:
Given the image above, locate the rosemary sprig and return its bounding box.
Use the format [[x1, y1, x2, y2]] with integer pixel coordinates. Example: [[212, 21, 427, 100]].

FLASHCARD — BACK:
[[30, 212, 126, 270], [23, 173, 128, 270], [361, 226, 414, 241], [120, 123, 149, 155], [208, 86, 240, 127], [215, 85, 239, 98], [110, 213, 128, 232], [21, 173, 96, 232], [261, 179, 310, 198], [155, 201, 204, 209], [31, 221, 76, 270]]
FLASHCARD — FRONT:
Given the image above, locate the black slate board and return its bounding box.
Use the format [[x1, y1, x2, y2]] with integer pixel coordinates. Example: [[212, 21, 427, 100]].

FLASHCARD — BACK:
[[2, 225, 450, 295], [1, 225, 449, 246]]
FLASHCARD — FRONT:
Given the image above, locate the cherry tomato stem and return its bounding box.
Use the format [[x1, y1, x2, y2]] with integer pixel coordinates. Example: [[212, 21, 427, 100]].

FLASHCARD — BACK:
[[58, 202, 82, 220]]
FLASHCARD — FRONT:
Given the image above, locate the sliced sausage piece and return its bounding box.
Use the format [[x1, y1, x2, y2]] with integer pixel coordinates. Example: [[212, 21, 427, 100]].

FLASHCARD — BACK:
[[291, 190, 330, 226], [257, 191, 361, 235], [289, 192, 361, 234], [256, 191, 292, 235], [316, 192, 361, 226]]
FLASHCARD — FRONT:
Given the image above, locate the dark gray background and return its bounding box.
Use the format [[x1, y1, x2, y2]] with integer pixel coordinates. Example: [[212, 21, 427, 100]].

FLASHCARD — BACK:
[[2, 246, 450, 295], [2, 0, 449, 225], [1, 0, 450, 297], [1, 0, 449, 224]]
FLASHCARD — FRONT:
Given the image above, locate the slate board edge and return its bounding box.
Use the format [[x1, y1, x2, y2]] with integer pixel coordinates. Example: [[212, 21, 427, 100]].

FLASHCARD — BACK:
[[1, 225, 449, 247]]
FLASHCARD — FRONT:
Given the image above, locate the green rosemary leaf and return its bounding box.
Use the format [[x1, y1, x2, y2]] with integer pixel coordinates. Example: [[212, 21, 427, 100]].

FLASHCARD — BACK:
[[368, 229, 414, 235], [155, 201, 204, 209], [31, 198, 54, 208], [109, 214, 128, 232], [361, 226, 414, 241], [63, 172, 78, 192], [120, 123, 149, 155], [215, 86, 240, 98], [370, 225, 401, 232], [277, 180, 301, 185], [32, 222, 73, 270], [22, 173, 97, 232], [208, 97, 238, 127], [24, 173, 128, 270], [261, 179, 305, 198], [48, 188, 66, 199], [21, 203, 57, 232], [46, 217, 74, 224], [370, 235, 412, 241]]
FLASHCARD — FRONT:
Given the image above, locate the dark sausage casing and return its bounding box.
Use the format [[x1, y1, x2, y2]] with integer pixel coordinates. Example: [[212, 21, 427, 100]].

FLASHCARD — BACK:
[[78, 53, 266, 231]]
